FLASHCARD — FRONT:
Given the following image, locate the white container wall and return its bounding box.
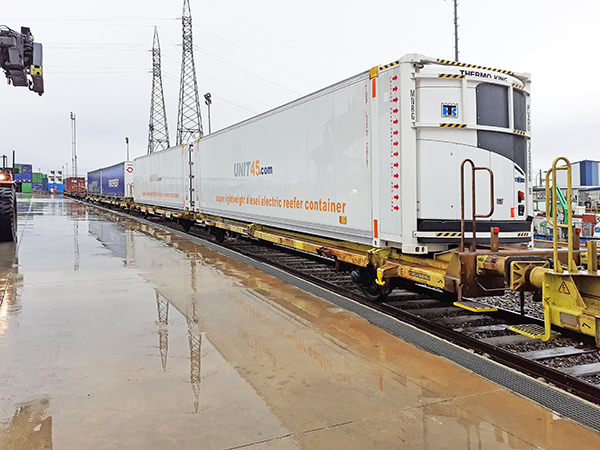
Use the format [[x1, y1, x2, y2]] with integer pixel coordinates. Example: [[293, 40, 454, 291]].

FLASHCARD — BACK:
[[196, 72, 373, 245], [134, 145, 189, 210]]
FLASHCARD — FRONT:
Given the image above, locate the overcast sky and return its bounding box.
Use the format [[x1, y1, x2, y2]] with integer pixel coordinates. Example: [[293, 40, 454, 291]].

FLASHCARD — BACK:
[[2, 0, 598, 181]]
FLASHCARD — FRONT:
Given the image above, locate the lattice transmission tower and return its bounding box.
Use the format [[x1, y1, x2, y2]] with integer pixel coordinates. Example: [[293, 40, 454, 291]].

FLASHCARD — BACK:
[[147, 27, 170, 154], [156, 292, 169, 372], [187, 300, 201, 414], [176, 0, 203, 145]]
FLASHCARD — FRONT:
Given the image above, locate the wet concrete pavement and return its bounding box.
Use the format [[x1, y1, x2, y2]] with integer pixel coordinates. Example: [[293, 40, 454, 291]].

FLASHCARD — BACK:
[[1, 195, 600, 449]]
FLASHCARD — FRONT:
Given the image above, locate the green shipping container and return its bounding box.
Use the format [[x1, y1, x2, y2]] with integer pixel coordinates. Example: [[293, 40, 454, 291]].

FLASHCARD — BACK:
[[14, 164, 22, 173], [32, 173, 43, 183], [22, 182, 32, 193]]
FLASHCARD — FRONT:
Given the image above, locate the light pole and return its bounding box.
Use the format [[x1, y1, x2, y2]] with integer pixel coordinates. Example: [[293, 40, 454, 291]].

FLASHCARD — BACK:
[[125, 137, 130, 161], [204, 93, 212, 134], [70, 112, 77, 177]]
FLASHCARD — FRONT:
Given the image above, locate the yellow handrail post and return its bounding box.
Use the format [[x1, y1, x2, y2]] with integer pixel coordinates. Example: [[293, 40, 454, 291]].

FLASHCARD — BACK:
[[545, 157, 577, 274]]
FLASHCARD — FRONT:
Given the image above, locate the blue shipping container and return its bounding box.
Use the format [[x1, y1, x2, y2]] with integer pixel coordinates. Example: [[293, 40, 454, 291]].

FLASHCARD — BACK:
[[32, 183, 45, 191], [48, 183, 65, 193], [14, 172, 32, 182], [87, 169, 102, 195], [101, 162, 126, 198], [22, 164, 32, 173], [580, 160, 600, 187]]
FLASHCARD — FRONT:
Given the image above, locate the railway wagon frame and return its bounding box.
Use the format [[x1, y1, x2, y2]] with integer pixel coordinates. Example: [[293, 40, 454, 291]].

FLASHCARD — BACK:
[[89, 54, 600, 345]]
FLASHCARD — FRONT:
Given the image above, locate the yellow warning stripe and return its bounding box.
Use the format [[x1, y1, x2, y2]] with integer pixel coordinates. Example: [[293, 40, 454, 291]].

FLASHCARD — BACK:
[[379, 60, 400, 70], [438, 74, 465, 79], [512, 82, 525, 90], [435, 232, 461, 237], [510, 324, 559, 340], [437, 59, 514, 75], [454, 301, 498, 313], [517, 232, 529, 237], [513, 130, 525, 136], [439, 123, 467, 128]]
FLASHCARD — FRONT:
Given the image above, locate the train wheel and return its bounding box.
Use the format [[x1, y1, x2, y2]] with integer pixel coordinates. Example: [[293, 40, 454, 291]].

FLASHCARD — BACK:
[[215, 229, 226, 243], [352, 267, 393, 302], [210, 227, 226, 243], [360, 280, 393, 302]]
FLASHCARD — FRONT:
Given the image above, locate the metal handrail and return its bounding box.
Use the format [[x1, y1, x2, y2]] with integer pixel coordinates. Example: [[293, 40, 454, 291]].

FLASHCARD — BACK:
[[460, 159, 495, 252], [545, 157, 578, 273]]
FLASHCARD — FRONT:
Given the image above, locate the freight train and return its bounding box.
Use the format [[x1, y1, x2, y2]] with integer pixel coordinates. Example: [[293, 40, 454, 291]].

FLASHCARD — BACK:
[[87, 54, 600, 345]]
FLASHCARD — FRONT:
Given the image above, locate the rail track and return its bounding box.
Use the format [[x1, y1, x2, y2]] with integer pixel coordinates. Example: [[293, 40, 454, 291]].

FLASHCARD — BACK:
[[83, 199, 600, 406]]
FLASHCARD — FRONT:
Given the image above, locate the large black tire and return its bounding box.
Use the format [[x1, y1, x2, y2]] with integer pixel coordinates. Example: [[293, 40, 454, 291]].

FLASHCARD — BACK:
[[0, 185, 17, 242]]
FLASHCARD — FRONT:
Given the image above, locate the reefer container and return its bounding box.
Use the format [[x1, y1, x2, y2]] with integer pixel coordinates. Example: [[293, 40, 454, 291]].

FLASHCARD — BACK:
[[134, 146, 189, 210], [87, 162, 134, 198], [139, 54, 532, 253]]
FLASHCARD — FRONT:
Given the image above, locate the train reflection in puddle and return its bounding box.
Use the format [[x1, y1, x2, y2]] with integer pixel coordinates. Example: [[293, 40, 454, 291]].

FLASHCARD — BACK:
[[83, 208, 588, 449]]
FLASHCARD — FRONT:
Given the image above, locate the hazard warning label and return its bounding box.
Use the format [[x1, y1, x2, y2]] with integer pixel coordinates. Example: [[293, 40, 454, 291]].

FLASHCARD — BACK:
[[558, 281, 571, 295]]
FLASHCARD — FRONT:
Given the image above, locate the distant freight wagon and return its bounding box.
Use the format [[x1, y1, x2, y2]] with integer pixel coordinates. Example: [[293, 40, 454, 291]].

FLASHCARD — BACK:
[[87, 162, 134, 199], [65, 177, 86, 194]]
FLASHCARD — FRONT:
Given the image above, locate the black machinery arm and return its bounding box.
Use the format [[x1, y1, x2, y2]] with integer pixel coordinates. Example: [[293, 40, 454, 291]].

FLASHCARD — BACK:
[[0, 25, 43, 95]]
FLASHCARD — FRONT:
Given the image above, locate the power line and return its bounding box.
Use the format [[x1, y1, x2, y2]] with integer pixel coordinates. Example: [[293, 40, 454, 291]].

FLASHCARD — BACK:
[[192, 21, 320, 89], [202, 0, 345, 76]]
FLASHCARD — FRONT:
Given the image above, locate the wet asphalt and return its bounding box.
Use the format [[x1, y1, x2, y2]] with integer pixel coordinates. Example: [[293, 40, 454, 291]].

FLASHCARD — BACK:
[[1, 194, 599, 449]]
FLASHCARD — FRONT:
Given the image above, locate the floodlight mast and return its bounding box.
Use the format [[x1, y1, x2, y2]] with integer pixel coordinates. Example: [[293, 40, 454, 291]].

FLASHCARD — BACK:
[[70, 112, 77, 178]]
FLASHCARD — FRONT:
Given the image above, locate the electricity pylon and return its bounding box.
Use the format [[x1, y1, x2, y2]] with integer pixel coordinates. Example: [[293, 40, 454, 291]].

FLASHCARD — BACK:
[[147, 27, 170, 154], [156, 292, 169, 371], [187, 300, 201, 413], [176, 0, 203, 145]]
